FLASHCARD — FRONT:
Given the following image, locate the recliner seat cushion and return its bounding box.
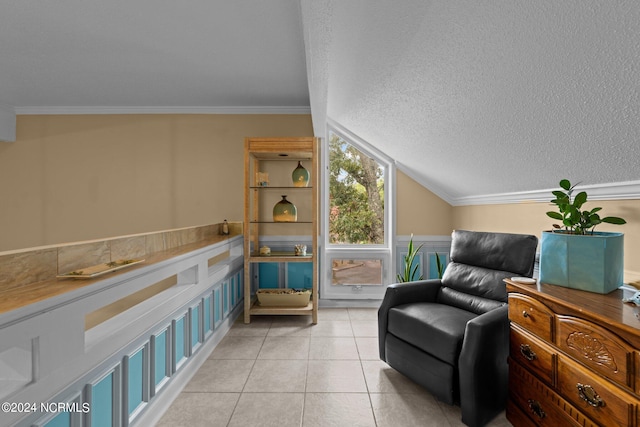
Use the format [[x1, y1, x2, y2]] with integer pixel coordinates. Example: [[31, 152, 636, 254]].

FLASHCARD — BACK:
[[388, 302, 476, 365], [437, 286, 505, 314]]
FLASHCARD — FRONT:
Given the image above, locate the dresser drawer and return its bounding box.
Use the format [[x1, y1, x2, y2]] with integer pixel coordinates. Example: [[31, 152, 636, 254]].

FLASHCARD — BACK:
[[509, 359, 597, 427], [557, 355, 637, 427], [510, 324, 556, 386], [636, 352, 640, 394], [509, 293, 555, 342], [556, 315, 634, 390], [506, 399, 538, 427]]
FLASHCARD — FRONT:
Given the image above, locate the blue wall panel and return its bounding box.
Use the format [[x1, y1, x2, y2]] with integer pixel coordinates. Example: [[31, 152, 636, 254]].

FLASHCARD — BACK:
[[223, 282, 229, 315], [427, 252, 448, 280], [287, 262, 313, 289], [213, 288, 221, 324], [127, 347, 144, 416], [91, 371, 113, 427], [43, 411, 69, 427], [154, 329, 168, 388], [191, 306, 200, 351], [203, 295, 212, 332], [258, 263, 279, 288], [230, 276, 237, 307], [174, 316, 186, 367]]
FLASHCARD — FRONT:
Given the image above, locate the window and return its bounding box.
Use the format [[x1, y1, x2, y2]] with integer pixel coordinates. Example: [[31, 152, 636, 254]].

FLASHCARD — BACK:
[[328, 134, 385, 245], [322, 123, 394, 299]]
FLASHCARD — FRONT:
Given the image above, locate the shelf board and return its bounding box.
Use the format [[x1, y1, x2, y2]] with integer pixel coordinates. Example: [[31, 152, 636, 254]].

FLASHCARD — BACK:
[[249, 301, 314, 316], [249, 186, 313, 189], [248, 253, 313, 262], [249, 221, 312, 224]]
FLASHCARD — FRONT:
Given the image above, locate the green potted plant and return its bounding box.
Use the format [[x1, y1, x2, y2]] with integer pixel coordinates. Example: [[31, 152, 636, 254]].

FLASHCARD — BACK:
[[540, 179, 626, 294], [397, 234, 424, 282]]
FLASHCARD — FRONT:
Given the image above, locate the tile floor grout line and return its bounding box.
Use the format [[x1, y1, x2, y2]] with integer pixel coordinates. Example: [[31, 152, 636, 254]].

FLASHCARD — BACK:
[[357, 324, 380, 427], [225, 324, 268, 427]]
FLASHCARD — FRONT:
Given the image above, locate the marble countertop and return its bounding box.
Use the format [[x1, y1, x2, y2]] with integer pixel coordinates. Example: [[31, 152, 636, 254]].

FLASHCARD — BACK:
[[0, 234, 239, 316]]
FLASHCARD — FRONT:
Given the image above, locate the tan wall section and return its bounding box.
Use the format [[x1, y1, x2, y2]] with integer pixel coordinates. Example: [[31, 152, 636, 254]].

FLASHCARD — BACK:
[[396, 171, 453, 235], [453, 199, 640, 281], [0, 114, 312, 252]]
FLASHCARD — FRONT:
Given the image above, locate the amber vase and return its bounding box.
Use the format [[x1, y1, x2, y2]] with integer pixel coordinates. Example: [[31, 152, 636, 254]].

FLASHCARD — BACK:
[[292, 161, 310, 187], [273, 195, 297, 222]]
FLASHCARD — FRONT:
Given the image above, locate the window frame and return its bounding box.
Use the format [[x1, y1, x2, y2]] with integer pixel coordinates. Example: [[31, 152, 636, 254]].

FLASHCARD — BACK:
[[321, 121, 395, 299]]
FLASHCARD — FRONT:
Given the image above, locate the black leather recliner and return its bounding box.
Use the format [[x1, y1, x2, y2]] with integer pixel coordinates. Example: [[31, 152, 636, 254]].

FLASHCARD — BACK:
[[378, 230, 538, 427]]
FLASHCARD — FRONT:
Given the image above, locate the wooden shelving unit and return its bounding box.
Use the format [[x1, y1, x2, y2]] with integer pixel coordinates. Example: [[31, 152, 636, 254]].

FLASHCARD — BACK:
[[243, 137, 319, 323]]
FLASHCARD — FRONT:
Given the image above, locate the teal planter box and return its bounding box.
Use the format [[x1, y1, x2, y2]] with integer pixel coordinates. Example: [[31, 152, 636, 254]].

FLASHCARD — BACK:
[[539, 231, 624, 294]]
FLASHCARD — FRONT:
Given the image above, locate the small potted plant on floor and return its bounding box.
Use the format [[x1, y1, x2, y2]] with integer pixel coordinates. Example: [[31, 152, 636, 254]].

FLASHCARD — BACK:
[[539, 179, 626, 294], [397, 234, 424, 282]]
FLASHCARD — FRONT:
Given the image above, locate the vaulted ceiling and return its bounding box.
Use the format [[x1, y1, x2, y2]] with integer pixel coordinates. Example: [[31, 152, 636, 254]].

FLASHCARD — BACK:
[[2, 1, 639, 204]]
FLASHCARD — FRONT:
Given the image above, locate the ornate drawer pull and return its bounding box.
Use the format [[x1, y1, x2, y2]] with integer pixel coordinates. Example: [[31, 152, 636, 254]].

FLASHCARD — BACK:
[[520, 344, 537, 361], [522, 310, 529, 318], [577, 383, 605, 407], [527, 399, 546, 419]]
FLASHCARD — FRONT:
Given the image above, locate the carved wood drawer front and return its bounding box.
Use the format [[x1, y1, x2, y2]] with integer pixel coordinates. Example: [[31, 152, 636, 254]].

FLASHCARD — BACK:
[[506, 400, 538, 427], [556, 315, 634, 390], [509, 293, 555, 342], [511, 324, 556, 386], [509, 359, 597, 427], [637, 352, 640, 394], [557, 355, 637, 427]]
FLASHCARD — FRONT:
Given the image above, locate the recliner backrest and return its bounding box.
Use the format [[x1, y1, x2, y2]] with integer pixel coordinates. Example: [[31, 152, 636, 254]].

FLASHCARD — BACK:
[[441, 230, 538, 303]]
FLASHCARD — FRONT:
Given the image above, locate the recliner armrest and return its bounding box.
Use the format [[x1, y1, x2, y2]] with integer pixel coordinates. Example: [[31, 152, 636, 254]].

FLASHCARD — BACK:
[[378, 280, 441, 361], [381, 280, 441, 308], [458, 304, 510, 427]]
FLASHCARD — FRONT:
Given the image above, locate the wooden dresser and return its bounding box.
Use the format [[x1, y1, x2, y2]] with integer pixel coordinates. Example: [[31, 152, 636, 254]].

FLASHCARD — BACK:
[[505, 279, 640, 427]]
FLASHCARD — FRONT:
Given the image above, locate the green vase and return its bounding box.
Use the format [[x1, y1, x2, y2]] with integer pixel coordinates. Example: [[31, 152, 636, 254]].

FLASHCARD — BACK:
[[292, 161, 310, 187], [273, 195, 297, 222]]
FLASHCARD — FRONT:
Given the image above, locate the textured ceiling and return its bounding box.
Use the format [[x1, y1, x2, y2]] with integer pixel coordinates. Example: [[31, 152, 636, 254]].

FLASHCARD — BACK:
[[2, 1, 640, 203], [302, 0, 640, 203]]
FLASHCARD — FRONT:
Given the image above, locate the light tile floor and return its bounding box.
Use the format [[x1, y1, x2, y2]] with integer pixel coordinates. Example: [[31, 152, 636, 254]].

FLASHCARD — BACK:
[[156, 308, 512, 427]]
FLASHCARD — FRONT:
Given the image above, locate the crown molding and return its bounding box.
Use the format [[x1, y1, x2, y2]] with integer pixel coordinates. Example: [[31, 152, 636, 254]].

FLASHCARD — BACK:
[[395, 160, 640, 205], [453, 180, 640, 206], [14, 105, 311, 115]]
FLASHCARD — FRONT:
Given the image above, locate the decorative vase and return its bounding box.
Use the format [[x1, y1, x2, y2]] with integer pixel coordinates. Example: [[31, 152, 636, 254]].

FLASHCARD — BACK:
[[539, 231, 624, 294], [273, 195, 297, 222], [292, 161, 310, 187]]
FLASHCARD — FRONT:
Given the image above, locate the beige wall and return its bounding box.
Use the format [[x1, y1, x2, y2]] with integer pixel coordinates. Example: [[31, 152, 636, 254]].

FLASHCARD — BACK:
[[0, 114, 313, 252], [393, 172, 640, 281], [3, 113, 638, 282], [453, 199, 640, 281], [396, 171, 453, 235]]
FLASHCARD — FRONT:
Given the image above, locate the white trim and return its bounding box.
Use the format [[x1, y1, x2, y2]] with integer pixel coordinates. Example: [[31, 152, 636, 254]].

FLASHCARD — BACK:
[[394, 161, 640, 206], [453, 180, 640, 206], [14, 105, 311, 115], [327, 118, 394, 165]]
